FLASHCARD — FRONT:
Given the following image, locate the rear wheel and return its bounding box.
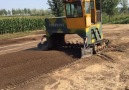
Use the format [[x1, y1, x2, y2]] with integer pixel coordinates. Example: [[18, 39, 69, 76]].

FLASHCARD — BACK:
[[38, 34, 65, 50], [37, 41, 49, 51], [48, 34, 65, 49]]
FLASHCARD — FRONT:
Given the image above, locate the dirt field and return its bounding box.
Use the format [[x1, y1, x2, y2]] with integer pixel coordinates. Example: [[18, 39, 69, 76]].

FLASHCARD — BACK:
[[0, 24, 129, 90]]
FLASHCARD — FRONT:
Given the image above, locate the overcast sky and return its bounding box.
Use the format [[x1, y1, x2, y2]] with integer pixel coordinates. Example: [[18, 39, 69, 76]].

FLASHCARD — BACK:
[[0, 0, 49, 10], [0, 0, 129, 10]]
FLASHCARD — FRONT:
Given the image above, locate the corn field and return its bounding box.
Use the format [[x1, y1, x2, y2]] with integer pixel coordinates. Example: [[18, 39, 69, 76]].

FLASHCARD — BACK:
[[0, 16, 45, 35]]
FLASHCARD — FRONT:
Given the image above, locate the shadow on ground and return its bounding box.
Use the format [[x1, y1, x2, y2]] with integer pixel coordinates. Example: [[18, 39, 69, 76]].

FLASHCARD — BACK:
[[25, 47, 81, 59]]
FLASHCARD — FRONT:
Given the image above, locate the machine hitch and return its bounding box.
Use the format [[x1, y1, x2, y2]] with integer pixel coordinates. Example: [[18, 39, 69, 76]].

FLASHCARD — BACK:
[[81, 37, 93, 58]]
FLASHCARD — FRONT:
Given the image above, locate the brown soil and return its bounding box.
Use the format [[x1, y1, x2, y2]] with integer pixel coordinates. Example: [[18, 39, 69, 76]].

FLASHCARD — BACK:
[[0, 48, 81, 89], [0, 30, 45, 46], [0, 35, 42, 46], [0, 24, 129, 90]]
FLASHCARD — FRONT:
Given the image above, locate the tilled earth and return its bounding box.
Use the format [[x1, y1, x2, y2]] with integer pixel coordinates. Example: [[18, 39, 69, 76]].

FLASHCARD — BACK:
[[0, 24, 129, 90], [0, 49, 80, 89]]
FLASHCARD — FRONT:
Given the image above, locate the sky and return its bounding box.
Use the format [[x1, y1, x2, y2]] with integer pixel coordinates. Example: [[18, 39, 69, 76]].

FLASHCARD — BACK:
[[0, 0, 129, 10], [0, 0, 49, 10]]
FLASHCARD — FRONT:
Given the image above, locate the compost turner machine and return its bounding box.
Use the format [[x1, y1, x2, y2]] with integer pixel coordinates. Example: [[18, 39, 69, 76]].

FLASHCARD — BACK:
[[38, 0, 109, 58]]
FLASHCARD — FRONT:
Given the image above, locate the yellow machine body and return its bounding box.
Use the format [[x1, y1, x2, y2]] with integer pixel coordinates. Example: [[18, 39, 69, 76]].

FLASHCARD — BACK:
[[38, 0, 109, 58]]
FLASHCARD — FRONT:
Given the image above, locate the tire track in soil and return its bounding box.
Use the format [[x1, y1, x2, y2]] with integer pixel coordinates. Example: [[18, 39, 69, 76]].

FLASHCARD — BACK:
[[0, 41, 39, 55], [0, 48, 81, 89]]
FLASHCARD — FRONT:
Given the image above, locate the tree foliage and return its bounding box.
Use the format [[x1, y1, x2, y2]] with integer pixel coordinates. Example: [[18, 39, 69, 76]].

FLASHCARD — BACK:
[[120, 0, 128, 13], [0, 8, 51, 16], [0, 9, 7, 16], [102, 0, 120, 22], [47, 0, 64, 16]]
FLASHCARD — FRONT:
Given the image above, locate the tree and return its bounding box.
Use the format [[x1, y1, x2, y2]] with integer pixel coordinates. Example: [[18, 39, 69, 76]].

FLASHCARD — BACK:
[[27, 9, 31, 15], [0, 9, 7, 16], [47, 0, 64, 16], [44, 9, 52, 15], [31, 9, 37, 16], [12, 9, 16, 15], [24, 8, 28, 14], [120, 0, 128, 13], [17, 9, 22, 15], [7, 10, 11, 15], [102, 0, 120, 22], [3, 9, 7, 15]]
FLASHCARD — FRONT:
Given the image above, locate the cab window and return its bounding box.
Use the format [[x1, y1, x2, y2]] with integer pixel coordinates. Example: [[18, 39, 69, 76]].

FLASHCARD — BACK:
[[66, 2, 83, 18], [85, 2, 90, 14], [90, 1, 94, 9], [66, 4, 71, 16]]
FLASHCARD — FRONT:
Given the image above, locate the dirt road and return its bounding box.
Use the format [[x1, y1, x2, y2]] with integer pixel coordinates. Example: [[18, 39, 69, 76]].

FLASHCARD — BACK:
[[0, 24, 129, 90], [0, 41, 39, 55]]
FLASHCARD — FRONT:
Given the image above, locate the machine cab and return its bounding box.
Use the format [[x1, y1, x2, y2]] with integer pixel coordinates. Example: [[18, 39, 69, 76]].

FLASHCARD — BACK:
[[63, 0, 101, 29]]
